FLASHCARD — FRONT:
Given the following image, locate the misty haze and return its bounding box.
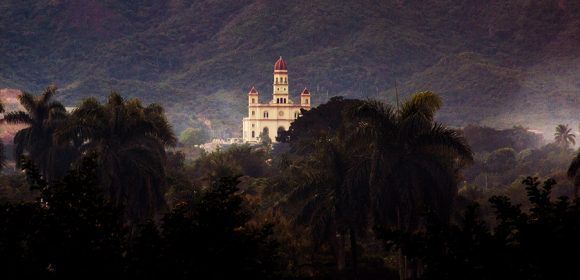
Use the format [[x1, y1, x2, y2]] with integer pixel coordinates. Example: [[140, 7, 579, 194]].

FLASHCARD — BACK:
[[0, 1, 578, 279]]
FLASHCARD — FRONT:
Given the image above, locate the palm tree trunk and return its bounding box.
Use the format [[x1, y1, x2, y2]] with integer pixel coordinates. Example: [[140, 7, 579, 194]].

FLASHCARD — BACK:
[[398, 252, 407, 280], [397, 207, 407, 280], [349, 227, 358, 279], [334, 232, 346, 272]]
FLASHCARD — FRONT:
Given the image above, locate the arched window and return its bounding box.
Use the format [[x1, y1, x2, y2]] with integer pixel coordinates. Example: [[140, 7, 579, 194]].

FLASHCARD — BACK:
[[251, 111, 255, 116], [276, 77, 278, 83], [251, 98, 255, 104], [263, 111, 269, 118], [305, 98, 309, 104], [284, 77, 287, 83], [251, 131, 255, 138]]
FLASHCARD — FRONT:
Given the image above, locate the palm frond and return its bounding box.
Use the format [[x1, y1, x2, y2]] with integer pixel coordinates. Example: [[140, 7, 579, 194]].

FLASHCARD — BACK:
[[48, 101, 66, 112], [121, 146, 165, 176], [144, 106, 177, 146], [39, 85, 57, 105], [345, 100, 396, 147], [399, 91, 442, 122], [107, 92, 124, 107], [287, 181, 317, 204], [414, 123, 474, 162], [3, 111, 33, 125], [18, 92, 36, 115]]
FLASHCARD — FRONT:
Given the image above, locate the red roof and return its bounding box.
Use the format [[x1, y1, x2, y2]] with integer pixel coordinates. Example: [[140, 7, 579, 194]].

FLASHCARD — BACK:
[[248, 86, 258, 95], [274, 56, 287, 71], [301, 88, 310, 95]]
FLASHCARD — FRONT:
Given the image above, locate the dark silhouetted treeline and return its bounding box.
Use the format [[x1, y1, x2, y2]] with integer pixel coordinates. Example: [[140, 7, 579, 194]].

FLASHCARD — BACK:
[[1, 155, 283, 280], [0, 88, 579, 279]]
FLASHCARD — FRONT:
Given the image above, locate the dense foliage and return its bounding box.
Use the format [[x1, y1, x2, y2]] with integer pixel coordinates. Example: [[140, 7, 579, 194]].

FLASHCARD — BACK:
[[0, 89, 578, 279], [377, 177, 580, 280], [0, 156, 282, 279], [55, 92, 177, 221]]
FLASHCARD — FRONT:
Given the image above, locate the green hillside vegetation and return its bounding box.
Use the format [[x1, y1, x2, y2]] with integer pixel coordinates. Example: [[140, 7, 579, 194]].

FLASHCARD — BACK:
[[1, 0, 578, 135]]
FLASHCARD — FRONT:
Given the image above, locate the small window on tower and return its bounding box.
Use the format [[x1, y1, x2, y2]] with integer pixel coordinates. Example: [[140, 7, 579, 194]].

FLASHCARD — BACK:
[[276, 77, 278, 83], [306, 98, 309, 104], [252, 111, 255, 116], [251, 131, 255, 138], [251, 98, 255, 104], [264, 111, 269, 118]]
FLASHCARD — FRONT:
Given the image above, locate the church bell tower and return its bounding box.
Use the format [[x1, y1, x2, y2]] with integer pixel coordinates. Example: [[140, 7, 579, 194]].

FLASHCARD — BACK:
[[273, 56, 290, 104]]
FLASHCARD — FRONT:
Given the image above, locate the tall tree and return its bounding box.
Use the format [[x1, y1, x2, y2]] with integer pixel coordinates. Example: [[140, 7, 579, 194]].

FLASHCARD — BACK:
[[3, 86, 75, 181], [56, 93, 176, 222], [345, 92, 473, 279], [568, 149, 580, 198], [278, 97, 369, 275], [346, 92, 473, 228], [554, 124, 576, 149], [286, 136, 369, 274]]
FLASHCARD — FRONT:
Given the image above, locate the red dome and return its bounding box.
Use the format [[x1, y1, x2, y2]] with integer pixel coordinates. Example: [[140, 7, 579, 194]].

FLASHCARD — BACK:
[[274, 56, 287, 71], [248, 86, 258, 95], [301, 88, 310, 95]]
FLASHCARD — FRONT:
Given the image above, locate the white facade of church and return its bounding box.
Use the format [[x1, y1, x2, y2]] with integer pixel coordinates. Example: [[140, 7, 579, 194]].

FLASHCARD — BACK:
[[242, 57, 311, 143]]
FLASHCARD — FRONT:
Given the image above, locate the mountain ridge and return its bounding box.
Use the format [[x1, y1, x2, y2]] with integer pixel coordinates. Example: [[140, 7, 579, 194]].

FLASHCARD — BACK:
[[0, 0, 578, 136]]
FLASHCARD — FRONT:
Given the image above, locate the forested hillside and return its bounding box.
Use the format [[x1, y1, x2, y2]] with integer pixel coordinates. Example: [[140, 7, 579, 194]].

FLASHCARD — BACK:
[[1, 0, 578, 135]]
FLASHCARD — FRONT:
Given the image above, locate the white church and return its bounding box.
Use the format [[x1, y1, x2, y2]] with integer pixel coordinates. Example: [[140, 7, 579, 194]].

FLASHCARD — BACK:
[[242, 57, 311, 143]]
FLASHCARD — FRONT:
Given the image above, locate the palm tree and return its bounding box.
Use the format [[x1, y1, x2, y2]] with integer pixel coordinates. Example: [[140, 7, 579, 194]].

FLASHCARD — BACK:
[[347, 92, 472, 227], [554, 124, 575, 149], [568, 149, 580, 198], [286, 136, 369, 274], [3, 86, 74, 180], [56, 92, 176, 222], [345, 92, 473, 279]]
